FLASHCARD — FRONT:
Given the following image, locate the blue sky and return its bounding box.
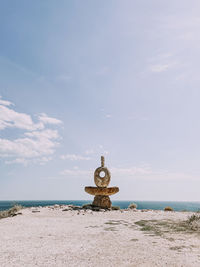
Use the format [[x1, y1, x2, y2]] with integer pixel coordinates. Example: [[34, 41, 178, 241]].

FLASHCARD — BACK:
[[1, 0, 200, 201]]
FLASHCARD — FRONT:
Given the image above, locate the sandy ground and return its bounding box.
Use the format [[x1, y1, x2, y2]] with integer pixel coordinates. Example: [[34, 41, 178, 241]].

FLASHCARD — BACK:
[[0, 206, 200, 267]]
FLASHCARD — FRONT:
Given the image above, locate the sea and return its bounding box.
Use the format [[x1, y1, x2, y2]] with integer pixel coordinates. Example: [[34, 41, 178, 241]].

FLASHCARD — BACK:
[[0, 200, 200, 212]]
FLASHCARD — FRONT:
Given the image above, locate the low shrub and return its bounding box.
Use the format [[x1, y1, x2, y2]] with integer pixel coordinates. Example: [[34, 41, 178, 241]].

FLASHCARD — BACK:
[[187, 214, 200, 231], [164, 206, 174, 211], [128, 203, 137, 209], [0, 205, 22, 219], [187, 214, 200, 224]]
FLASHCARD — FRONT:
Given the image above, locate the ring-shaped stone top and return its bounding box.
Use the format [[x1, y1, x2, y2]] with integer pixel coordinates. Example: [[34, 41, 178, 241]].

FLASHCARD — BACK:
[[94, 167, 111, 188]]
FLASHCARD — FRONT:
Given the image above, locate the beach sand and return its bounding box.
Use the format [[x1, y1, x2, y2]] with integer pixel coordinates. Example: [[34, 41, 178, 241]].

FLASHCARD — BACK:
[[0, 206, 200, 267]]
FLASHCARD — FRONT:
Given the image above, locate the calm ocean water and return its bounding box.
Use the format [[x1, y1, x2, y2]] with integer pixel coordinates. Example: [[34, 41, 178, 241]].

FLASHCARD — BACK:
[[0, 200, 200, 212]]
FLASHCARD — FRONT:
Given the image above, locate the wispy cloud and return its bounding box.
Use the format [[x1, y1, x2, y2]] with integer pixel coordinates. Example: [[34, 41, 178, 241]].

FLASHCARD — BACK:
[[111, 166, 152, 176], [38, 113, 62, 125], [60, 165, 150, 179], [0, 101, 43, 131], [60, 145, 109, 162], [0, 129, 60, 165], [59, 165, 197, 181], [148, 52, 177, 73], [105, 114, 112, 118], [0, 97, 62, 165], [85, 149, 94, 155], [0, 96, 14, 106], [98, 145, 109, 155], [149, 63, 172, 73], [56, 74, 71, 82], [111, 166, 198, 181], [84, 145, 109, 157], [96, 66, 109, 76], [60, 154, 91, 161], [60, 168, 92, 176], [160, 16, 200, 42]]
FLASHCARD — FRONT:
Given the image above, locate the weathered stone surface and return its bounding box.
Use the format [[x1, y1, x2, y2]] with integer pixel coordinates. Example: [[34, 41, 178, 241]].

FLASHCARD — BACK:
[[92, 195, 111, 209], [94, 167, 111, 188], [85, 156, 119, 209], [93, 156, 111, 188], [85, 186, 119, 196]]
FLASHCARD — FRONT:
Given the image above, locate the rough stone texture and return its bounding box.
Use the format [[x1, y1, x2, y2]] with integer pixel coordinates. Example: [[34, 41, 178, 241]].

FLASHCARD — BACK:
[[85, 156, 119, 209], [92, 195, 111, 209], [101, 156, 105, 167], [85, 186, 119, 196], [94, 167, 111, 187]]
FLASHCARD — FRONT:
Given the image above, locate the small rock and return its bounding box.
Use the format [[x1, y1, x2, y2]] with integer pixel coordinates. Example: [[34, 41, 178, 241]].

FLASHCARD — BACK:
[[87, 210, 93, 214], [82, 204, 93, 210], [92, 207, 100, 211], [62, 208, 70, 211], [72, 206, 81, 210]]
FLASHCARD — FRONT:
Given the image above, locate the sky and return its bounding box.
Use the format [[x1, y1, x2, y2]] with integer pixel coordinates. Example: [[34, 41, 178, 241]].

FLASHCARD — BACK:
[[0, 0, 200, 201]]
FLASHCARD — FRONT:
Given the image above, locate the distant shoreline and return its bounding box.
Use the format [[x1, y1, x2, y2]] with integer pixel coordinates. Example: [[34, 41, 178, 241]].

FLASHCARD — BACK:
[[0, 200, 200, 212]]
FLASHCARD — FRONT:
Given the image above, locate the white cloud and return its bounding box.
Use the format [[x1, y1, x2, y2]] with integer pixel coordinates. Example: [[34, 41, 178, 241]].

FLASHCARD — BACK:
[[60, 165, 151, 178], [59, 163, 199, 181], [5, 156, 53, 166], [84, 145, 109, 157], [60, 168, 92, 176], [42, 176, 64, 180], [0, 101, 43, 131], [110, 166, 198, 181], [0, 97, 62, 164], [60, 154, 91, 161], [160, 16, 200, 43], [0, 98, 62, 131], [85, 149, 94, 155], [38, 113, 62, 125], [56, 74, 71, 82], [148, 52, 177, 73], [5, 158, 29, 165], [105, 114, 112, 118], [150, 64, 171, 72], [0, 96, 13, 106], [60, 146, 109, 162], [0, 130, 59, 159], [111, 166, 152, 176], [25, 129, 59, 139], [96, 66, 109, 76]]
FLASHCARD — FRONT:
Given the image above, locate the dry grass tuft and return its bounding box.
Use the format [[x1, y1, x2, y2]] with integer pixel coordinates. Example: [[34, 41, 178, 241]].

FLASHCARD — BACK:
[[135, 213, 200, 237], [128, 203, 137, 209], [187, 214, 200, 223], [187, 214, 200, 231], [169, 246, 186, 251], [0, 205, 23, 220]]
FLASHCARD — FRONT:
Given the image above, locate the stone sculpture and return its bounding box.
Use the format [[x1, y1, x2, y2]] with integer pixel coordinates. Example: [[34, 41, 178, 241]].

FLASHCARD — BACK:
[[85, 156, 119, 208]]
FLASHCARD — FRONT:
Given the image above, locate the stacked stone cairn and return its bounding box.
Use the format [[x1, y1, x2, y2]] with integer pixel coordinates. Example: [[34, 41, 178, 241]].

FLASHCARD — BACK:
[[85, 156, 119, 209]]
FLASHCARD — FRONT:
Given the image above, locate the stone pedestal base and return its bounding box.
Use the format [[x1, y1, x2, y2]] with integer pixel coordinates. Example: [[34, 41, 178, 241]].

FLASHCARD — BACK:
[[92, 195, 111, 209]]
